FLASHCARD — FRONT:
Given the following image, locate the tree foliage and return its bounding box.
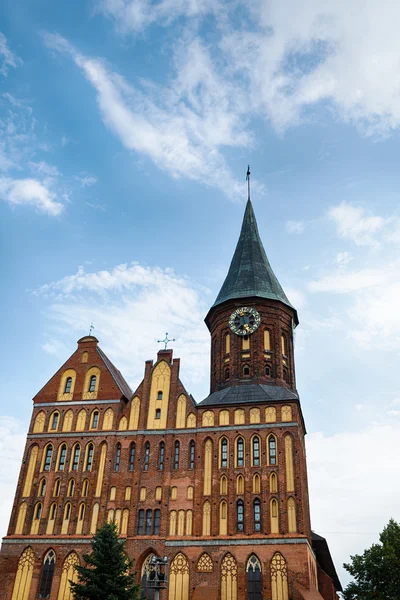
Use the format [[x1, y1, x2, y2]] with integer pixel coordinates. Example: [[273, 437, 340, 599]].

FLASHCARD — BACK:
[[70, 521, 140, 600], [343, 519, 400, 600]]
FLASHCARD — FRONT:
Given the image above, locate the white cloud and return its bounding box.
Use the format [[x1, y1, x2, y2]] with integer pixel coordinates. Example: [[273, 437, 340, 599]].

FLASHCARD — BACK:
[[335, 251, 352, 267], [0, 177, 64, 216], [75, 175, 98, 188], [28, 161, 61, 178], [0, 417, 26, 538], [0, 32, 21, 77], [286, 220, 305, 234], [307, 423, 400, 587], [36, 262, 211, 396], [328, 202, 386, 247]]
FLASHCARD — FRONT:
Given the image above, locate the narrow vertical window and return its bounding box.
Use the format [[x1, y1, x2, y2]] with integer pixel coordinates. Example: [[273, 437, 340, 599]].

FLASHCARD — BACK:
[[115, 443, 121, 471], [154, 509, 161, 535], [128, 443, 135, 471], [225, 332, 230, 354], [64, 377, 73, 393], [39, 478, 46, 497], [145, 509, 153, 535], [51, 413, 59, 431], [68, 479, 75, 496], [38, 549, 56, 599], [143, 441, 150, 471], [53, 479, 60, 497], [71, 445, 80, 471], [237, 500, 244, 532], [254, 499, 261, 532], [252, 436, 260, 466], [88, 375, 96, 392], [236, 437, 244, 467], [43, 445, 53, 472], [158, 442, 165, 470], [91, 411, 99, 429], [281, 334, 286, 356], [82, 479, 89, 496], [155, 408, 161, 419], [174, 441, 180, 469], [189, 440, 195, 469], [157, 391, 163, 400], [85, 444, 94, 471], [264, 329, 271, 352], [268, 436, 277, 466], [220, 437, 228, 468], [137, 509, 144, 535]]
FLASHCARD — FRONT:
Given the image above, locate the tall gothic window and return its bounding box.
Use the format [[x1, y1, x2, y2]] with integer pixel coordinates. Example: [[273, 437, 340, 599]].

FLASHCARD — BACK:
[[85, 444, 94, 471], [237, 500, 244, 532], [220, 437, 228, 468], [145, 509, 153, 535], [174, 441, 180, 469], [158, 442, 165, 470], [268, 435, 277, 465], [247, 555, 262, 600], [43, 445, 53, 472], [88, 375, 96, 392], [143, 442, 150, 471], [189, 440, 195, 469], [154, 509, 161, 535], [71, 445, 80, 471], [115, 443, 121, 471], [141, 554, 157, 600], [236, 437, 244, 467], [137, 510, 145, 535], [64, 377, 73, 393], [254, 499, 261, 532], [50, 412, 59, 431], [128, 443, 135, 471], [252, 436, 260, 466], [91, 410, 99, 429]]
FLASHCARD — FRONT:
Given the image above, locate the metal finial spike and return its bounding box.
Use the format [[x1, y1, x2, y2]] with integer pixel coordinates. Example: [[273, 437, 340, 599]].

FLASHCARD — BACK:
[[89, 323, 94, 336], [157, 332, 176, 350], [246, 165, 251, 201]]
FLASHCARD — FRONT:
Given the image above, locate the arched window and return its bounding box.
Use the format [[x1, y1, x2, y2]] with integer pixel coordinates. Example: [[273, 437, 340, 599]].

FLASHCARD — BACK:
[[243, 364, 250, 377], [284, 435, 294, 492], [143, 441, 150, 471], [264, 329, 271, 351], [268, 435, 277, 466], [187, 413, 196, 428], [236, 437, 245, 467], [157, 391, 163, 400], [221, 553, 237, 600], [236, 474, 244, 495], [31, 502, 42, 533], [171, 486, 177, 500], [53, 479, 60, 497], [50, 412, 59, 431], [253, 473, 261, 494], [15, 502, 27, 534], [82, 351, 88, 363], [169, 553, 190, 600], [220, 437, 228, 468], [254, 499, 261, 532], [225, 332, 230, 354], [128, 443, 135, 471], [197, 553, 213, 572], [85, 444, 94, 471], [38, 478, 46, 497], [145, 509, 153, 535], [158, 442, 165, 470], [88, 375, 97, 392], [281, 334, 287, 356], [76, 409, 86, 431], [265, 406, 276, 423], [141, 554, 157, 600], [177, 510, 185, 536], [270, 498, 279, 534], [234, 409, 245, 424], [91, 410, 99, 429], [10, 547, 35, 600], [61, 502, 71, 534], [67, 479, 75, 496], [250, 408, 260, 424], [187, 486, 193, 500], [43, 444, 53, 472], [33, 411, 45, 433], [220, 475, 228, 495], [287, 497, 297, 533], [219, 410, 229, 425], [252, 436, 260, 466], [115, 443, 121, 471], [137, 510, 145, 535], [203, 439, 212, 495], [174, 441, 180, 469], [82, 479, 89, 496], [76, 503, 85, 534], [57, 444, 67, 471], [64, 377, 73, 394], [237, 500, 244, 531], [71, 444, 80, 471], [189, 440, 195, 469], [247, 555, 262, 600], [271, 553, 288, 600], [281, 405, 292, 422], [219, 500, 227, 535], [265, 364, 272, 377], [140, 487, 147, 501], [46, 503, 57, 535], [202, 410, 214, 427], [169, 510, 177, 535], [155, 408, 161, 419], [186, 510, 193, 535], [202, 501, 211, 535], [62, 409, 73, 432], [154, 509, 161, 535]]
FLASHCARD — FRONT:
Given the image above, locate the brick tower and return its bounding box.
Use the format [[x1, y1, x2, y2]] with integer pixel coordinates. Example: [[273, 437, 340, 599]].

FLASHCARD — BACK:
[[0, 197, 341, 600]]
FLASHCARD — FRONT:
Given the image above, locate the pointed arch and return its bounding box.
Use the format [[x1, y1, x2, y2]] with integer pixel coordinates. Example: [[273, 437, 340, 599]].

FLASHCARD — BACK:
[[15, 502, 27, 534], [129, 396, 140, 430], [48, 410, 60, 432], [270, 472, 278, 493], [203, 439, 212, 495], [141, 553, 158, 599], [251, 435, 261, 467], [169, 510, 177, 535], [219, 436, 229, 468], [90, 409, 99, 429], [221, 553, 237, 600], [253, 473, 261, 494], [186, 412, 196, 428], [58, 369, 76, 400], [30, 501, 42, 534], [250, 407, 260, 424], [281, 405, 292, 422], [118, 416, 128, 431], [38, 548, 56, 599], [186, 510, 193, 535], [39, 476, 46, 496], [220, 475, 228, 495], [82, 366, 100, 399], [219, 409, 229, 426], [22, 445, 38, 497], [177, 510, 185, 536], [56, 443, 67, 471], [102, 408, 114, 430], [57, 551, 80, 600], [234, 408, 245, 424], [219, 500, 227, 535], [62, 409, 73, 432], [197, 552, 213, 572], [265, 406, 276, 423], [287, 497, 297, 533], [176, 394, 187, 428], [41, 443, 53, 472], [270, 498, 279, 534], [202, 501, 211, 535], [61, 502, 71, 534], [33, 411, 45, 433], [202, 410, 214, 427], [148, 360, 171, 429], [76, 502, 85, 534], [46, 503, 57, 534], [270, 553, 288, 600], [236, 474, 244, 495], [235, 436, 245, 467], [247, 555, 262, 600], [284, 434, 294, 492], [95, 443, 107, 497], [169, 553, 189, 600], [121, 509, 129, 536], [90, 503, 99, 534], [10, 546, 35, 600], [267, 434, 277, 466]]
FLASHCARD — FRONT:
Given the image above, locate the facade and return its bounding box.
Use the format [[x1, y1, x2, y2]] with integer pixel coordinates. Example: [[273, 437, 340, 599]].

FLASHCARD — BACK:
[[0, 198, 341, 600]]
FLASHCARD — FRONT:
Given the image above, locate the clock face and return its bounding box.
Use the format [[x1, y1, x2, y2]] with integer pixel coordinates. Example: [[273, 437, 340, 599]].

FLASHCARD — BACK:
[[229, 307, 261, 336]]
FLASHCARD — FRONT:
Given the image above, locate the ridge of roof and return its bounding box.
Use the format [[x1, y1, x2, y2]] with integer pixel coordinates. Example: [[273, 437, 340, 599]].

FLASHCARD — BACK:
[[96, 346, 132, 401], [211, 199, 298, 325]]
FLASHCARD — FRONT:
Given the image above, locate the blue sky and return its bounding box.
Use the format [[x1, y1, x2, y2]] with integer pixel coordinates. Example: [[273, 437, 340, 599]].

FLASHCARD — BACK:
[[2, 0, 400, 588]]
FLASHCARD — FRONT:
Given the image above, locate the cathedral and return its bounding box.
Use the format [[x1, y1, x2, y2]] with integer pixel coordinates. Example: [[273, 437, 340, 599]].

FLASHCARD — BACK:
[[0, 196, 341, 600]]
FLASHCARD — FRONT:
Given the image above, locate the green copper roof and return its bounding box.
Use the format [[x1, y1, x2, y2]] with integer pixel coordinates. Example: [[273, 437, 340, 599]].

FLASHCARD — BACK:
[[212, 199, 298, 324]]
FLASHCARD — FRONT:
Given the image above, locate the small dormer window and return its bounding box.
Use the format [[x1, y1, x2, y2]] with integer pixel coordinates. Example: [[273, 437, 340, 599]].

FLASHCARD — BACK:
[[88, 375, 96, 392], [64, 377, 73, 393], [157, 391, 163, 400]]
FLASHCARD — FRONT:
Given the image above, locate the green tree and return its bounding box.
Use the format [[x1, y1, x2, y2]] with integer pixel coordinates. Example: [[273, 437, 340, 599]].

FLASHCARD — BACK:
[[343, 519, 400, 600], [70, 521, 140, 600]]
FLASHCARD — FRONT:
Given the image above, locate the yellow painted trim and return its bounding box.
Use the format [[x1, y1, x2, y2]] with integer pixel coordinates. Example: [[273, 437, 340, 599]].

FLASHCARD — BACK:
[[250, 407, 260, 424], [95, 443, 107, 497], [22, 446, 38, 497], [219, 410, 229, 426], [219, 500, 227, 534], [11, 547, 35, 600], [76, 409, 86, 432], [202, 410, 214, 427], [186, 413, 196, 427], [57, 552, 79, 600], [270, 498, 279, 533], [118, 416, 128, 430], [58, 369, 76, 401], [82, 366, 101, 400], [203, 439, 212, 495], [147, 361, 171, 430], [33, 411, 45, 433], [129, 396, 140, 430], [176, 394, 187, 429], [102, 408, 114, 430], [15, 502, 27, 534], [62, 409, 73, 432], [234, 409, 245, 425], [284, 435, 294, 492], [90, 503, 99, 534], [265, 406, 276, 423], [202, 501, 211, 535], [281, 405, 293, 422]]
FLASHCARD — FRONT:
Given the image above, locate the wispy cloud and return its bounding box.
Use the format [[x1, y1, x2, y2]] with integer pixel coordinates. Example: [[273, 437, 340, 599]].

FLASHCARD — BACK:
[[0, 177, 64, 216], [75, 174, 98, 188], [0, 32, 21, 77], [328, 202, 387, 247], [286, 220, 305, 234]]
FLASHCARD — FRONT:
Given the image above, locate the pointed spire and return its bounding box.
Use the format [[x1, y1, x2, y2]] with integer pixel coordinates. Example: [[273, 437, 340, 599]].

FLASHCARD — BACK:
[[212, 199, 298, 324]]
